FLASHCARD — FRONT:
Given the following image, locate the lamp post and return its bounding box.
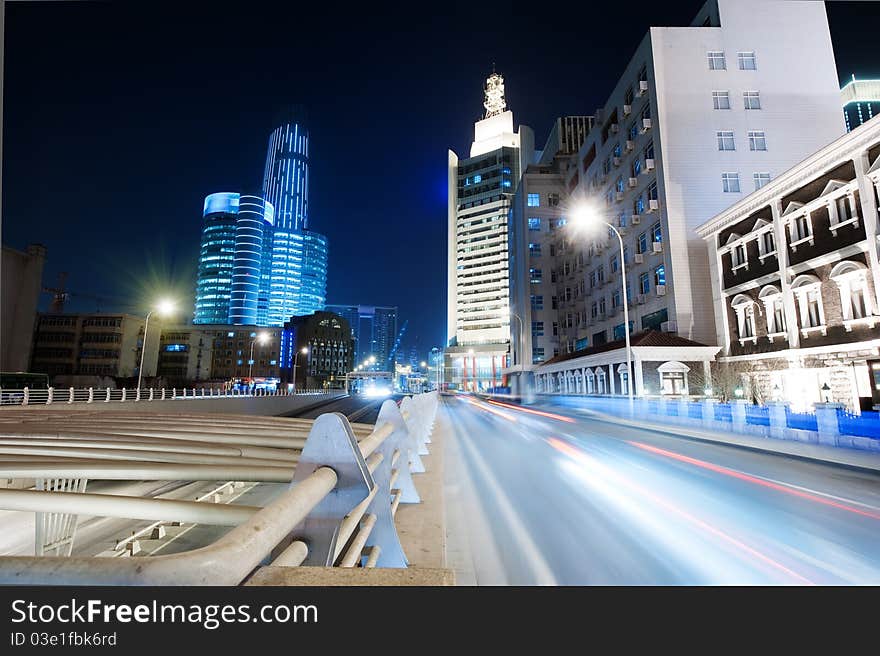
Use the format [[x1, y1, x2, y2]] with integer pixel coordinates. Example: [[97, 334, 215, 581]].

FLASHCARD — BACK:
[[137, 299, 175, 391], [293, 346, 309, 393], [510, 311, 524, 367], [248, 332, 270, 381], [571, 204, 634, 410]]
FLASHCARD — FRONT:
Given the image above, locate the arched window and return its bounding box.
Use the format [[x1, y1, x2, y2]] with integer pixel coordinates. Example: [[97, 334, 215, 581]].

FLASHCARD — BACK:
[[585, 370, 595, 394], [617, 363, 630, 396], [758, 285, 786, 338], [595, 368, 607, 395], [731, 294, 757, 342], [830, 261, 875, 328], [657, 361, 690, 396], [791, 274, 826, 335]]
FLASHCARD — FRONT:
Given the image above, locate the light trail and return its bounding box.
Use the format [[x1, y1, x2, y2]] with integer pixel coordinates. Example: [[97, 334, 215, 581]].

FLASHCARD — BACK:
[[546, 437, 814, 585], [466, 398, 517, 422], [626, 441, 880, 522], [486, 400, 576, 423]]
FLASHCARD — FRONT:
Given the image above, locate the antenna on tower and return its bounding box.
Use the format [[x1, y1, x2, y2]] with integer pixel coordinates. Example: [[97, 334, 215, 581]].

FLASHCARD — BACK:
[[483, 70, 506, 119]]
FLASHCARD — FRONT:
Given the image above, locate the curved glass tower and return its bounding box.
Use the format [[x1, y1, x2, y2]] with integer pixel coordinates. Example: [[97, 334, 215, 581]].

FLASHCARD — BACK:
[[262, 108, 309, 232], [300, 231, 328, 313], [194, 192, 239, 324], [228, 196, 274, 325]]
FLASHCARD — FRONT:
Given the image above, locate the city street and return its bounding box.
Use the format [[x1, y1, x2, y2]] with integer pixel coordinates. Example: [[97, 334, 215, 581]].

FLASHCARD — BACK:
[[443, 395, 880, 585]]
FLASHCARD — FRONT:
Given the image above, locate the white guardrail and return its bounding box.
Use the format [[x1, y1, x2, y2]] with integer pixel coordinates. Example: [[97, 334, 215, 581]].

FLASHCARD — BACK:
[[0, 391, 439, 585], [0, 386, 334, 406]]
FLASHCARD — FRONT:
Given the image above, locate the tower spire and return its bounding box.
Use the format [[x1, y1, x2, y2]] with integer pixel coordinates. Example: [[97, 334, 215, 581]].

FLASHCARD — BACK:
[[483, 70, 506, 119]]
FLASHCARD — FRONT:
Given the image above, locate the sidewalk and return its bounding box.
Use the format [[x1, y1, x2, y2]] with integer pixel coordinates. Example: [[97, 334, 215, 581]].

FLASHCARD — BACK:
[[583, 409, 880, 473]]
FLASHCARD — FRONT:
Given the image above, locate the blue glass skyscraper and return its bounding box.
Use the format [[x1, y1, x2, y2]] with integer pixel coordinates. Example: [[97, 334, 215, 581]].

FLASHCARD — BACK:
[[228, 196, 274, 325], [194, 193, 239, 324]]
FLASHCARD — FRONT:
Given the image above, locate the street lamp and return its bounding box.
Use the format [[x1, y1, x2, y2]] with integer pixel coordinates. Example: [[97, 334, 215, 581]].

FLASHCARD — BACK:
[[293, 347, 309, 394], [571, 203, 634, 409], [248, 332, 270, 380], [137, 299, 175, 391]]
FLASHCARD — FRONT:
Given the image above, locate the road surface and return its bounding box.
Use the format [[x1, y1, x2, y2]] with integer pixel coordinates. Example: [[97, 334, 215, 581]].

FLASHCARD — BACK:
[[442, 395, 880, 585]]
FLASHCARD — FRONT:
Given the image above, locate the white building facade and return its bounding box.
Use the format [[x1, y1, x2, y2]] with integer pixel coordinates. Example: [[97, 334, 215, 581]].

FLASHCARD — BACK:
[[563, 0, 846, 353]]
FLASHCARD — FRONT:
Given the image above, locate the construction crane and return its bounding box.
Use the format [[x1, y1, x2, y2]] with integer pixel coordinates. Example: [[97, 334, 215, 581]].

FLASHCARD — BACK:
[[41, 272, 136, 314], [386, 319, 408, 370]]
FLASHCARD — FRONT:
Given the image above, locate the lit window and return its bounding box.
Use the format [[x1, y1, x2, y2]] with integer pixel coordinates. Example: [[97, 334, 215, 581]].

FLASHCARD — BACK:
[[754, 172, 771, 190], [473, 174, 482, 183], [638, 232, 648, 253], [712, 91, 730, 110], [528, 217, 541, 230], [738, 51, 757, 70], [654, 266, 665, 287], [529, 243, 542, 257], [748, 131, 767, 151], [652, 221, 662, 242], [731, 295, 757, 340], [639, 272, 650, 294], [530, 268, 543, 284], [722, 173, 741, 193], [708, 51, 726, 70], [527, 193, 540, 207], [743, 91, 761, 110], [530, 295, 544, 310], [717, 131, 735, 151]]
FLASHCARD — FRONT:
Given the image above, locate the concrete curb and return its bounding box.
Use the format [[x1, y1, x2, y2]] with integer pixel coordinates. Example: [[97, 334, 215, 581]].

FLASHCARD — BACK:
[[581, 409, 880, 474]]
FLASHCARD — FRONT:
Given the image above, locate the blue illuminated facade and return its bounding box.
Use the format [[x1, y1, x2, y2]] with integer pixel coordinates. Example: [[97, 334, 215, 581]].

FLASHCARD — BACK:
[[194, 192, 239, 324], [262, 108, 310, 232], [229, 196, 274, 325]]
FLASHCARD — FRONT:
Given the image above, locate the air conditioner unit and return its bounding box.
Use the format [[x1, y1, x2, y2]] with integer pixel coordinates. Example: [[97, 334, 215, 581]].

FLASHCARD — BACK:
[[634, 253, 644, 264], [623, 104, 632, 117], [640, 118, 653, 133], [632, 214, 641, 224], [615, 191, 625, 202], [625, 140, 635, 153], [656, 284, 667, 296], [645, 158, 655, 171], [647, 199, 659, 213], [652, 241, 663, 254], [612, 156, 621, 167], [628, 177, 638, 188], [638, 80, 649, 95], [610, 123, 619, 134]]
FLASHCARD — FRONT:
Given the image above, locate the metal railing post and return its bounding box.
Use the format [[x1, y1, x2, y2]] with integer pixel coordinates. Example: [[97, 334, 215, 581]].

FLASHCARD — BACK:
[[22, 387, 29, 406], [105, 388, 111, 403], [68, 387, 75, 404], [136, 388, 141, 402], [149, 388, 154, 401], [47, 387, 54, 405], [121, 388, 127, 402], [161, 388, 166, 400], [87, 388, 94, 404]]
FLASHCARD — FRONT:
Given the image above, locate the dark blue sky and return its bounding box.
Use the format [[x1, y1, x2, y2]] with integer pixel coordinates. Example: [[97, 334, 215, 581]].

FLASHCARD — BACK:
[[3, 1, 877, 358]]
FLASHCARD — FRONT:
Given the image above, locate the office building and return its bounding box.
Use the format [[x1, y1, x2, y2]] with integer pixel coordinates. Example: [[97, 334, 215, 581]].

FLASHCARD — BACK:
[[280, 311, 353, 389], [262, 108, 310, 233], [446, 71, 535, 391], [229, 195, 275, 325], [325, 304, 398, 369], [1, 243, 46, 372], [696, 116, 880, 411], [563, 0, 846, 357], [30, 313, 155, 381], [508, 117, 593, 395], [842, 76, 880, 132]]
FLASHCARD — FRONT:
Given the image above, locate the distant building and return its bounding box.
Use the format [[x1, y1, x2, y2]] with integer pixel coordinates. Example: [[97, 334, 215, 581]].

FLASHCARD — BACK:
[[325, 304, 398, 369], [194, 193, 238, 324], [842, 76, 880, 132], [446, 71, 534, 391], [280, 311, 353, 389], [696, 115, 880, 411], [229, 195, 275, 326], [1, 243, 46, 372], [30, 313, 154, 380]]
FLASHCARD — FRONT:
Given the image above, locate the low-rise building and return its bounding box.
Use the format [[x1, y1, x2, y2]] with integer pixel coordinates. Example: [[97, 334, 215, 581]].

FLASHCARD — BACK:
[[280, 311, 353, 389], [1, 243, 46, 372], [696, 115, 880, 410]]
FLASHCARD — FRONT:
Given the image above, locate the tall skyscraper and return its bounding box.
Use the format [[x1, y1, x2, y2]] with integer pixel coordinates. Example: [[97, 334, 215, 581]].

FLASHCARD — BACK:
[[842, 76, 880, 132], [325, 304, 398, 369], [228, 195, 274, 325], [194, 193, 239, 325], [262, 109, 329, 325], [446, 72, 534, 390]]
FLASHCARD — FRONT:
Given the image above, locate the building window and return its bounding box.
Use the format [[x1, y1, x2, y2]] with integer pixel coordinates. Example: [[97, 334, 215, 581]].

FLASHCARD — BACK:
[[529, 243, 542, 257], [834, 195, 857, 223], [532, 321, 544, 337], [754, 172, 771, 190], [597, 265, 605, 284], [831, 261, 875, 326], [616, 177, 625, 193], [759, 286, 786, 336], [528, 217, 541, 231], [527, 193, 540, 207], [611, 254, 619, 273], [530, 268, 542, 284], [651, 221, 662, 242], [654, 265, 666, 287], [791, 214, 812, 243], [748, 131, 767, 151], [717, 131, 735, 151], [731, 295, 756, 340], [738, 51, 757, 70], [598, 297, 606, 315], [639, 272, 650, 294], [732, 243, 747, 268], [759, 230, 776, 257], [552, 322, 559, 336], [722, 172, 741, 193], [743, 91, 761, 110], [638, 232, 648, 254], [792, 276, 825, 333], [612, 289, 621, 308], [530, 295, 544, 311], [712, 91, 730, 110], [548, 193, 560, 207], [591, 302, 598, 319], [708, 51, 726, 70]]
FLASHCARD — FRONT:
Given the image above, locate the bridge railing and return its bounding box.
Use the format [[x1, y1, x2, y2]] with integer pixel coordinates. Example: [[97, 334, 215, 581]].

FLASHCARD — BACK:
[[0, 386, 336, 406], [0, 391, 439, 585]]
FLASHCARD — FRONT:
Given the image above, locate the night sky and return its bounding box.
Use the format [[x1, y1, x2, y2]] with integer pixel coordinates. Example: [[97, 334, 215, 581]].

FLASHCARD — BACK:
[[3, 0, 878, 358]]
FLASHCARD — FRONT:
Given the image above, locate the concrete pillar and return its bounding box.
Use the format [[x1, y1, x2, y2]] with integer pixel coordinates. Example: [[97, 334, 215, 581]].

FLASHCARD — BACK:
[[814, 402, 844, 447], [853, 151, 880, 310], [634, 359, 645, 397], [68, 387, 74, 404], [771, 198, 800, 349], [701, 398, 716, 428], [608, 364, 616, 396], [766, 401, 789, 439], [87, 388, 94, 403], [47, 387, 54, 404], [731, 399, 748, 431], [702, 361, 712, 393], [121, 388, 127, 402]]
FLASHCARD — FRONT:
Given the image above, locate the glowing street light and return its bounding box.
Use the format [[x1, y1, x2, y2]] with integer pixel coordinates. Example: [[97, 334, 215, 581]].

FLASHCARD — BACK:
[[570, 202, 634, 409], [137, 298, 176, 391], [292, 346, 309, 394], [248, 332, 271, 380]]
